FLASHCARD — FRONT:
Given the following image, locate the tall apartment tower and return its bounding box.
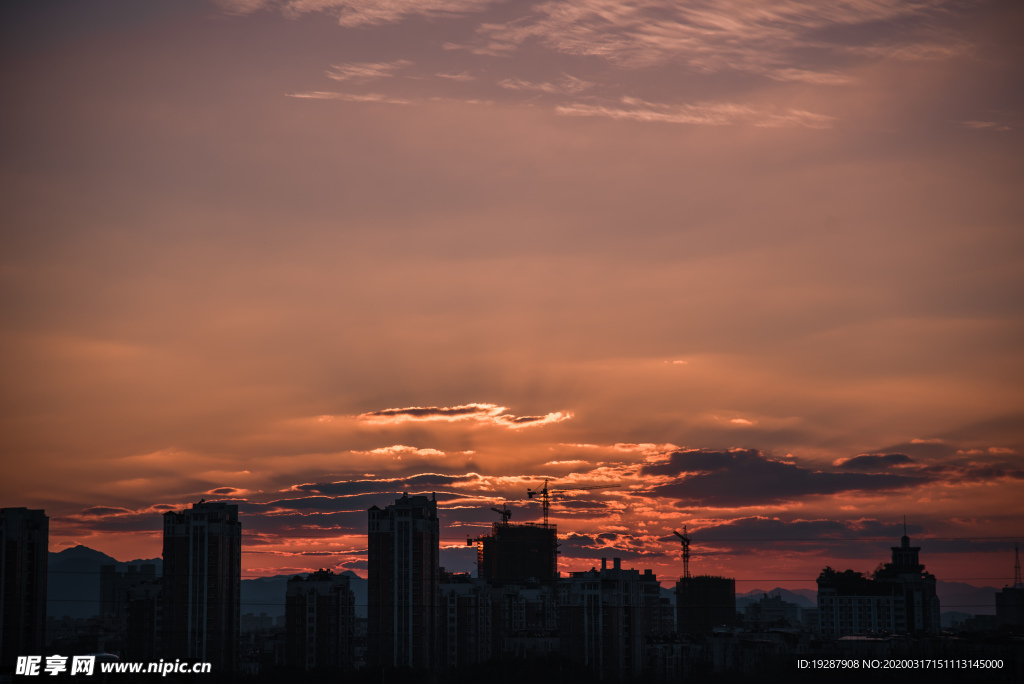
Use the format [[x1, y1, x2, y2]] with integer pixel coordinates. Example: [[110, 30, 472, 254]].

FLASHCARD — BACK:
[[0, 508, 48, 669], [162, 501, 241, 670], [367, 494, 440, 670]]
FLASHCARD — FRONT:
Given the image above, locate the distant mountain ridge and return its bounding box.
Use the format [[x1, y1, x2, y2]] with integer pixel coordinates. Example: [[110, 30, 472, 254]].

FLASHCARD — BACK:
[[736, 587, 816, 608], [734, 581, 998, 616], [46, 545, 365, 620], [936, 580, 997, 616], [47, 546, 997, 621], [244, 572, 368, 619], [48, 545, 161, 619]]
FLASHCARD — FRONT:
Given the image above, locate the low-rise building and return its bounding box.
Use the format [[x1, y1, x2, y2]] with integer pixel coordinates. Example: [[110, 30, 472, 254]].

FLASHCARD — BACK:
[[285, 569, 356, 671]]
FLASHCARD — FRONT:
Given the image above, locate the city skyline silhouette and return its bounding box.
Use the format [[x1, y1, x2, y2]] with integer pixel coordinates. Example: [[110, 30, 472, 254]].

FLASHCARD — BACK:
[[2, 0, 1023, 667], [4, 500, 1022, 682]]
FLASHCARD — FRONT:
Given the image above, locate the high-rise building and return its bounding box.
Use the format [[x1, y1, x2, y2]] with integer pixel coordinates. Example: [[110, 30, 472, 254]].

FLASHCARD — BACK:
[[162, 501, 241, 670], [367, 494, 440, 670], [285, 569, 356, 671], [0, 508, 48, 669]]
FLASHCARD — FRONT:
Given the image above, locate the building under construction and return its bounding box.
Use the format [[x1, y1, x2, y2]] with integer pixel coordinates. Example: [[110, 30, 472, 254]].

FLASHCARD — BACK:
[[673, 526, 737, 632], [474, 521, 558, 584], [676, 575, 737, 632], [471, 480, 620, 585]]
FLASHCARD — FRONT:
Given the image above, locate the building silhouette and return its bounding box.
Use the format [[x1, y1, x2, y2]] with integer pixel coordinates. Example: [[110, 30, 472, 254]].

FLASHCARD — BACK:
[[492, 580, 560, 659], [125, 579, 162, 661], [875, 529, 940, 634], [0, 508, 48, 669], [995, 546, 1023, 628], [100, 563, 157, 642], [439, 571, 493, 669], [676, 575, 736, 633], [285, 569, 356, 671], [559, 558, 665, 681], [816, 568, 897, 637], [672, 526, 736, 634], [817, 530, 939, 638], [473, 520, 557, 585], [367, 493, 440, 670], [742, 592, 802, 629], [437, 569, 563, 670], [162, 501, 241, 670], [996, 586, 1024, 628]]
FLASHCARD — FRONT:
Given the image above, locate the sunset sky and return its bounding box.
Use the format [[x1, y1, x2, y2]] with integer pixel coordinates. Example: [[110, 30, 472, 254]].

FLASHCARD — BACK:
[[2, 0, 1022, 592]]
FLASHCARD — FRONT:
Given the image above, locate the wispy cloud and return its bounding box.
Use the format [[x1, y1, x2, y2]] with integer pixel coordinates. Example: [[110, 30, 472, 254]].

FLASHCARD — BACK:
[[348, 445, 475, 459], [326, 60, 412, 82], [285, 91, 411, 104], [766, 68, 854, 85], [293, 473, 483, 496], [219, 0, 501, 27], [849, 39, 973, 62], [219, 0, 966, 85], [834, 453, 915, 470], [498, 74, 594, 95], [556, 97, 835, 128], [612, 443, 682, 459], [961, 120, 1013, 132], [358, 403, 573, 429], [212, 0, 273, 15], [435, 71, 477, 81], [354, 445, 449, 458], [472, 0, 963, 81], [427, 96, 494, 105]]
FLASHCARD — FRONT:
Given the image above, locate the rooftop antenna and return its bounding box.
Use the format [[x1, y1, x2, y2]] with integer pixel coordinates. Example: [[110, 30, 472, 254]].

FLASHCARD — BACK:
[[674, 526, 691, 579]]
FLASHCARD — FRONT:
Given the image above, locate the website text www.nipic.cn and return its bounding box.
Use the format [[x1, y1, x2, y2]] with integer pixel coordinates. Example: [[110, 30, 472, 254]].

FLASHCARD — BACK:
[[16, 655, 212, 677]]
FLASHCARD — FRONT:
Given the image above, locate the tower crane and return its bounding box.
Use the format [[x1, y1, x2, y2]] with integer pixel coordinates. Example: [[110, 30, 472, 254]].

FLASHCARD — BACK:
[[526, 479, 620, 527], [674, 526, 691, 579], [467, 504, 512, 546], [491, 504, 512, 525]]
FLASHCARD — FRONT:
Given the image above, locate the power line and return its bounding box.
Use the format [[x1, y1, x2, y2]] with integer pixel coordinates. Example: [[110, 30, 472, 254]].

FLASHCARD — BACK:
[[45, 569, 1017, 583], [441, 535, 1024, 541], [45, 598, 1006, 608]]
